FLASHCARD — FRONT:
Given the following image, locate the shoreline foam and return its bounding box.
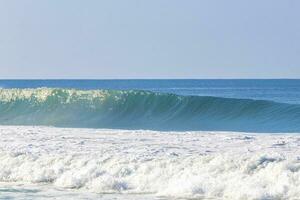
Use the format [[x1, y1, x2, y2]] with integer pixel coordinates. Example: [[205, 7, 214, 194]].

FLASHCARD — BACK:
[[0, 126, 300, 199]]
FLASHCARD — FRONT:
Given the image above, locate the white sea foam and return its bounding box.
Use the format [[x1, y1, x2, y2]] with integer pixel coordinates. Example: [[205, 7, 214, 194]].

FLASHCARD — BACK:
[[0, 88, 112, 102], [0, 126, 300, 199]]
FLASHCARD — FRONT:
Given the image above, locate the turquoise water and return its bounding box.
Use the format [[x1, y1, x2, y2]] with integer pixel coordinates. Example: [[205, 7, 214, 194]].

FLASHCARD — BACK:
[[0, 79, 299, 132], [1, 79, 300, 104]]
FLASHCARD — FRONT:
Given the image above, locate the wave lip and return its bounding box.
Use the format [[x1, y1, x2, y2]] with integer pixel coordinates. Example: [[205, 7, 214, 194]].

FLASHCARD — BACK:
[[0, 88, 299, 132]]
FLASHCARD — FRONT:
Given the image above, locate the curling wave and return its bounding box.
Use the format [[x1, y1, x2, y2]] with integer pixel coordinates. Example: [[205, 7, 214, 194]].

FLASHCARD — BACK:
[[0, 88, 299, 132]]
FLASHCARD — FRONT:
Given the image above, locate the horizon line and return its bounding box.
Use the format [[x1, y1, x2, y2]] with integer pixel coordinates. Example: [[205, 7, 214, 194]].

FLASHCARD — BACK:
[[0, 78, 299, 80]]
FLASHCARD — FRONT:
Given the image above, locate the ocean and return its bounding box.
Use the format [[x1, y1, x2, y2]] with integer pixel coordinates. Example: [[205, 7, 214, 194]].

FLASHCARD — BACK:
[[0, 79, 300, 199], [1, 79, 300, 104]]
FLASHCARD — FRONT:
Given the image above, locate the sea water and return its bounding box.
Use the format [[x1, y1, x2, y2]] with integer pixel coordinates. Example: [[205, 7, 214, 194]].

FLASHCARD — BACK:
[[0, 79, 299, 199], [1, 79, 300, 104]]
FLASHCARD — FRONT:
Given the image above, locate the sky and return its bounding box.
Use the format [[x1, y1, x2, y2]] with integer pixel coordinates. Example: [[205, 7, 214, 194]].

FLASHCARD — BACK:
[[0, 0, 299, 79]]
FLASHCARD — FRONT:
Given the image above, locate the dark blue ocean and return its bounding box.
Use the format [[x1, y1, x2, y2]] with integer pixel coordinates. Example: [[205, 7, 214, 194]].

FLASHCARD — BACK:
[[0, 79, 299, 132]]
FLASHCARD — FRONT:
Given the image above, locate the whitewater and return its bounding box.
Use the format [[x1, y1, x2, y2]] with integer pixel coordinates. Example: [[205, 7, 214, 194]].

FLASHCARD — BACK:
[[1, 126, 300, 199]]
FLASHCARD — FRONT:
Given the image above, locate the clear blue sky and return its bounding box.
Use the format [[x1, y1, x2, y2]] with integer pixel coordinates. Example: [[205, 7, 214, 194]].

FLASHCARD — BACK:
[[0, 0, 299, 79]]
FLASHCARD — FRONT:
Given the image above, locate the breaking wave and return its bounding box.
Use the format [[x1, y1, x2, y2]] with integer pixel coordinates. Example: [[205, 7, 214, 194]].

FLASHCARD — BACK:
[[0, 88, 299, 132]]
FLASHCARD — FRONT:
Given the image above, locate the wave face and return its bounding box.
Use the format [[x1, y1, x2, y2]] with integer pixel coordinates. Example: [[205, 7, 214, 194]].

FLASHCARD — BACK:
[[0, 88, 299, 132]]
